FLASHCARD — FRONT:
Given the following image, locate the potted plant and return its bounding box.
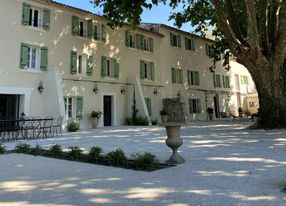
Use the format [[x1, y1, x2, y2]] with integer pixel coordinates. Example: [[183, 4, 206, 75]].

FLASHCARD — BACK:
[[207, 107, 214, 120], [159, 109, 168, 122], [90, 111, 103, 128], [238, 107, 243, 118]]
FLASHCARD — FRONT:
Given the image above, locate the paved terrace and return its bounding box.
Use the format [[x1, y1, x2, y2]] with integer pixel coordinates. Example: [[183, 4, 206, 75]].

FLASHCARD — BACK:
[[0, 121, 286, 206]]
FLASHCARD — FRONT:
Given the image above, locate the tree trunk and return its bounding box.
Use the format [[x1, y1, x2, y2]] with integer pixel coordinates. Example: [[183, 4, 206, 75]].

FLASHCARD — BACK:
[[251, 64, 286, 128]]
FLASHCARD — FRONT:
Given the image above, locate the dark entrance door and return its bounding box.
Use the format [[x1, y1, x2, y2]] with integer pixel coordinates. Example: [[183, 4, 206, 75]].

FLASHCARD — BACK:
[[0, 95, 19, 120], [213, 95, 219, 118], [103, 96, 112, 126]]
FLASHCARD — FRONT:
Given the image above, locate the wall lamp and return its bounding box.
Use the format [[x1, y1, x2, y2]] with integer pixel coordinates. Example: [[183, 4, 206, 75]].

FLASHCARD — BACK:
[[153, 88, 159, 96], [93, 84, 99, 94], [120, 86, 126, 94], [177, 90, 182, 97], [38, 81, 44, 93]]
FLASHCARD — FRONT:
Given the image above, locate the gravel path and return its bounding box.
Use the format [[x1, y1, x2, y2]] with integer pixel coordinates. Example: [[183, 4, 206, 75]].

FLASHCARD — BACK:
[[0, 121, 286, 206]]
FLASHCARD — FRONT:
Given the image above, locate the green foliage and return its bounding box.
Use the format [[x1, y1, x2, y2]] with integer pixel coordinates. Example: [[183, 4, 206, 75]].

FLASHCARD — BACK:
[[0, 144, 5, 154], [87, 146, 103, 163], [159, 109, 168, 115], [105, 149, 127, 166], [15, 143, 31, 153], [48, 144, 62, 157], [132, 152, 160, 171], [151, 119, 158, 125], [244, 109, 251, 117], [30, 144, 42, 156], [68, 146, 82, 160], [90, 110, 103, 118], [133, 115, 149, 126], [67, 120, 80, 132]]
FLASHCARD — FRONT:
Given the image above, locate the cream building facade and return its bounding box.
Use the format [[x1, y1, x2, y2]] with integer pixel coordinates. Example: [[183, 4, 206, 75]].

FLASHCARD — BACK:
[[0, 0, 259, 129]]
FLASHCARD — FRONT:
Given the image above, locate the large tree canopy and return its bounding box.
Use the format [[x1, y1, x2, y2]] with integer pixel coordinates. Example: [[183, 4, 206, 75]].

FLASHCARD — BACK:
[[92, 0, 286, 129]]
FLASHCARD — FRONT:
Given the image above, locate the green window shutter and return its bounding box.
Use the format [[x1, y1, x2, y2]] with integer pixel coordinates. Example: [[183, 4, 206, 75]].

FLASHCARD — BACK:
[[222, 76, 226, 88], [101, 56, 107, 77], [20, 43, 29, 69], [86, 55, 93, 76], [114, 59, 119, 79], [192, 40, 196, 51], [125, 30, 130, 47], [70, 51, 77, 74], [101, 24, 106, 41], [178, 35, 181, 48], [87, 20, 93, 38], [171, 68, 176, 83], [195, 71, 200, 85], [149, 38, 154, 52], [188, 70, 191, 85], [179, 69, 183, 84], [150, 62, 155, 81], [140, 34, 144, 49], [185, 37, 188, 49], [136, 34, 141, 49], [76, 96, 83, 120], [140, 60, 145, 79], [213, 74, 216, 87], [42, 9, 51, 30], [189, 99, 194, 114], [40, 47, 48, 70], [226, 76, 230, 88], [170, 33, 173, 46], [93, 25, 98, 39], [22, 3, 30, 25], [72, 15, 79, 36], [145, 98, 152, 116]]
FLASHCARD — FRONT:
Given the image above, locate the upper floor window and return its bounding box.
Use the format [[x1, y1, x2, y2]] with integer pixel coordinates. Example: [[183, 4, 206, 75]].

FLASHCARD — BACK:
[[140, 60, 155, 81], [170, 33, 181, 48], [72, 16, 106, 41], [22, 3, 50, 30], [20, 43, 48, 70], [172, 68, 183, 84], [185, 38, 195, 51], [189, 99, 201, 114], [241, 75, 249, 85], [188, 71, 200, 86], [70, 51, 93, 76], [101, 56, 120, 79], [249, 101, 258, 108], [213, 74, 222, 87], [126, 31, 153, 52], [205, 44, 212, 56], [222, 75, 230, 88]]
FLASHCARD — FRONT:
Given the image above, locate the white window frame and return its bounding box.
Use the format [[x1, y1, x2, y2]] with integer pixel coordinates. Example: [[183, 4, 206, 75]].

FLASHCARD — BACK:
[[27, 45, 40, 69], [79, 18, 87, 37], [64, 97, 75, 119], [143, 37, 150, 51], [186, 38, 195, 50], [128, 32, 136, 48], [189, 99, 201, 114], [29, 6, 43, 28], [143, 61, 152, 80], [171, 33, 179, 47], [76, 54, 87, 75], [106, 57, 115, 78], [249, 101, 257, 108]]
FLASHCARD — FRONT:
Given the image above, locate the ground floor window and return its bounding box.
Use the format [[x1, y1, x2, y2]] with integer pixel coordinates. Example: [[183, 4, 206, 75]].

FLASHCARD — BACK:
[[189, 99, 201, 114], [145, 97, 152, 116], [64, 96, 83, 120]]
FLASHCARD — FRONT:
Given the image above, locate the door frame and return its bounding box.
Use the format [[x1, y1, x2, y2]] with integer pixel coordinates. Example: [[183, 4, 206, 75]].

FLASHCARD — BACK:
[[100, 92, 116, 126]]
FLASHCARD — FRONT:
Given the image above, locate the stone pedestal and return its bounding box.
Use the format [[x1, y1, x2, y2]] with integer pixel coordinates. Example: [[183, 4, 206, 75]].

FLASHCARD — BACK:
[[161, 122, 185, 164]]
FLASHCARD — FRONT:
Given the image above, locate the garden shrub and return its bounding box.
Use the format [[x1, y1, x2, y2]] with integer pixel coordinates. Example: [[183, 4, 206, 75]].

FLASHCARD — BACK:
[[151, 119, 158, 125], [67, 120, 80, 132], [30, 144, 42, 156], [105, 149, 127, 166], [87, 146, 103, 163], [68, 146, 82, 160], [132, 152, 160, 171], [0, 144, 5, 154], [48, 144, 62, 157], [15, 143, 31, 153]]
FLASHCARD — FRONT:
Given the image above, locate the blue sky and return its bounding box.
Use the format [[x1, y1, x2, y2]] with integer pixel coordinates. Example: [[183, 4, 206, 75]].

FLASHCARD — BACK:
[[55, 0, 191, 32]]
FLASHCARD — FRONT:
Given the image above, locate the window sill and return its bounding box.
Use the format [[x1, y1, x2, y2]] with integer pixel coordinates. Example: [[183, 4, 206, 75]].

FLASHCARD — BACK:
[[20, 68, 44, 74], [24, 25, 46, 32]]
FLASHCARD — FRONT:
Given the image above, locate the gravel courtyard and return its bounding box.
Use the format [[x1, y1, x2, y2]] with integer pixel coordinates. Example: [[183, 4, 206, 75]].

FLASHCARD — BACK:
[[0, 121, 286, 206]]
